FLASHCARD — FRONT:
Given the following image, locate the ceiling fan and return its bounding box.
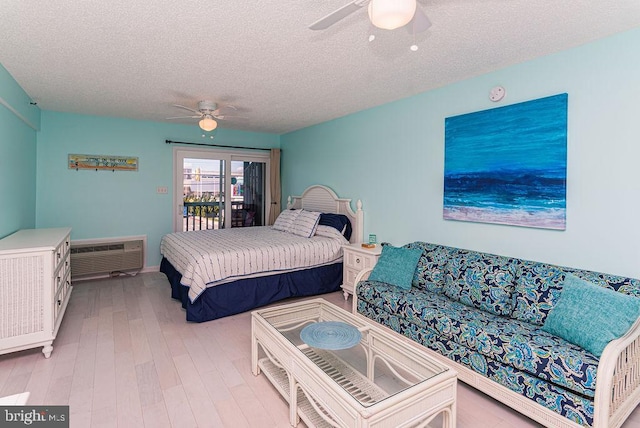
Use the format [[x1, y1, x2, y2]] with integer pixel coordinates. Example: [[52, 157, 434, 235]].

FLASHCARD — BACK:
[[309, 0, 431, 33], [167, 100, 245, 132]]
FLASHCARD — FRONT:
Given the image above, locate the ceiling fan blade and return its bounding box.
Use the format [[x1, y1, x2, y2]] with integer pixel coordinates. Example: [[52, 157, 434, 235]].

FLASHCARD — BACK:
[[172, 104, 202, 115], [212, 105, 238, 116], [406, 7, 432, 34], [215, 115, 248, 121], [309, 0, 370, 30], [166, 115, 202, 120]]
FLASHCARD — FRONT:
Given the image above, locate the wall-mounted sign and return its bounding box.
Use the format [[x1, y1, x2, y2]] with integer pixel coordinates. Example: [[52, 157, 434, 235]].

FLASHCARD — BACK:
[[68, 154, 139, 171]]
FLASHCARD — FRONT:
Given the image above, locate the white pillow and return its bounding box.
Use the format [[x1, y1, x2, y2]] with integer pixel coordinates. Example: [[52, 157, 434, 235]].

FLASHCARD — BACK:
[[315, 225, 349, 243], [272, 209, 300, 232], [290, 210, 321, 238]]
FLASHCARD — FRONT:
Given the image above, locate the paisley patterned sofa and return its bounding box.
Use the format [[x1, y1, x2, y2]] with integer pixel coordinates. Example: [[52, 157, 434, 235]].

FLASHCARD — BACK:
[[353, 242, 640, 428]]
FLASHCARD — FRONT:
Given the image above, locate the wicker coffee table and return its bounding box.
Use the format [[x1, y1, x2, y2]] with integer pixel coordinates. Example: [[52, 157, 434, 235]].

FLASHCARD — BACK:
[[251, 298, 457, 427]]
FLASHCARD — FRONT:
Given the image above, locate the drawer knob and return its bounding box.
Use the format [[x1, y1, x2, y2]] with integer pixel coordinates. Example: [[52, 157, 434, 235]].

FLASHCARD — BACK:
[[355, 258, 361, 264]]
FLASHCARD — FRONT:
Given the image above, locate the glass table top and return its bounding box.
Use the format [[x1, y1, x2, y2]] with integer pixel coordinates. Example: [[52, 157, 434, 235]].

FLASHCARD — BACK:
[[257, 300, 448, 407]]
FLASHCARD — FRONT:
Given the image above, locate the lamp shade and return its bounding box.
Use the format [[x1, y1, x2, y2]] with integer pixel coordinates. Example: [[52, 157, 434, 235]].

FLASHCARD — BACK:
[[199, 115, 218, 132], [368, 0, 416, 30]]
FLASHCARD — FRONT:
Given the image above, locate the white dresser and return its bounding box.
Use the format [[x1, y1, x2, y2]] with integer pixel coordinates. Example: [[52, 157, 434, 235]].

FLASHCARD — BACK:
[[341, 242, 382, 300], [0, 228, 72, 358]]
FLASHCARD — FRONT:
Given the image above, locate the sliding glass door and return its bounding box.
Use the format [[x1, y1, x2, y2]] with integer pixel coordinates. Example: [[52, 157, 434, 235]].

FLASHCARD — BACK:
[[182, 157, 225, 231], [230, 159, 266, 228], [174, 148, 270, 232]]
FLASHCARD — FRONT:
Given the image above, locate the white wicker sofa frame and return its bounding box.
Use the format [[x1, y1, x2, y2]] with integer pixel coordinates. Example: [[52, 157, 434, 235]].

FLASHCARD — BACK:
[[352, 259, 640, 428]]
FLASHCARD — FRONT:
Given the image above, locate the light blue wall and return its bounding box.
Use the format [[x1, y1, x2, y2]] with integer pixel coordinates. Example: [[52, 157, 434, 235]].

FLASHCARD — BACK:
[[5, 27, 640, 278], [0, 64, 40, 237], [36, 111, 279, 267], [281, 28, 640, 279]]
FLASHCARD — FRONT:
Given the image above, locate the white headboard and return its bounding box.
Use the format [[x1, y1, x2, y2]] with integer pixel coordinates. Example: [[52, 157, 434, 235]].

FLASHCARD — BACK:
[[287, 185, 363, 244]]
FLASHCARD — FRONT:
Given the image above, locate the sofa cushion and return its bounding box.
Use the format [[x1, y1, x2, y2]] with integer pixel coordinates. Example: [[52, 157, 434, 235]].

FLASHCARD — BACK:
[[513, 261, 640, 327], [357, 280, 407, 313], [542, 273, 640, 357], [357, 283, 598, 398], [357, 300, 595, 427], [563, 268, 640, 297], [511, 261, 566, 326], [443, 249, 519, 316], [404, 242, 452, 293], [369, 245, 422, 290]]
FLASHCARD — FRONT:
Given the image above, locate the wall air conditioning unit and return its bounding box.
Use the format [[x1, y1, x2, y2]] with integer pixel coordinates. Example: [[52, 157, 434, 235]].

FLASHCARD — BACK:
[[70, 237, 144, 279]]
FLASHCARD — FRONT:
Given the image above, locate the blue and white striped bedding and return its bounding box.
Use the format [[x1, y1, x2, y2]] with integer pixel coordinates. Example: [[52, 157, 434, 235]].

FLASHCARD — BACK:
[[160, 226, 348, 302]]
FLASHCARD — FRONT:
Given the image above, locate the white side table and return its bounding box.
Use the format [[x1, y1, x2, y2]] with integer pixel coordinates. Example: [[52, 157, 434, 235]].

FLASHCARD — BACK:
[[341, 243, 382, 300]]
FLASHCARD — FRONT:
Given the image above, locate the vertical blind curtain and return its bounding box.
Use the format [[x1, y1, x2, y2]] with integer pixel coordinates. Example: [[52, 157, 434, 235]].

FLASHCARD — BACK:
[[268, 149, 281, 225]]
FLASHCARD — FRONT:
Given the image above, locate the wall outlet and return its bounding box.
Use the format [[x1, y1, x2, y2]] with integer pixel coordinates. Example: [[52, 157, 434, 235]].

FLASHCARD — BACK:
[[157, 186, 168, 194]]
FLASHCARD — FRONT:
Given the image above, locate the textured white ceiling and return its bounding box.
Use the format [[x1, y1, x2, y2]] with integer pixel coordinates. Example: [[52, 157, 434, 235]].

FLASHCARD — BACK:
[[1, 1, 639, 134]]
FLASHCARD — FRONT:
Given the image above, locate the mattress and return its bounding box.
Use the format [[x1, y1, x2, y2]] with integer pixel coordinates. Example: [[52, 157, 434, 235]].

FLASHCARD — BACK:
[[160, 226, 348, 302]]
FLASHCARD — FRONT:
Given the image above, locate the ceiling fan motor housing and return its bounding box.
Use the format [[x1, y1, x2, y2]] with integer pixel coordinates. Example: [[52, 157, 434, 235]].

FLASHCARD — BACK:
[[198, 100, 217, 113]]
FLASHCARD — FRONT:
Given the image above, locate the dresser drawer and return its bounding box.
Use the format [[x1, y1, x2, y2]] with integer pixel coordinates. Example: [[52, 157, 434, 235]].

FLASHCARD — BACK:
[[345, 251, 378, 270], [52, 253, 70, 295], [53, 286, 63, 323], [53, 270, 71, 325], [344, 267, 360, 287], [58, 234, 70, 258]]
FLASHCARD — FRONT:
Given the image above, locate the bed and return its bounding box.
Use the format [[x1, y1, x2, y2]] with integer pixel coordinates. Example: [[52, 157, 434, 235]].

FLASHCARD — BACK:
[[160, 185, 364, 322]]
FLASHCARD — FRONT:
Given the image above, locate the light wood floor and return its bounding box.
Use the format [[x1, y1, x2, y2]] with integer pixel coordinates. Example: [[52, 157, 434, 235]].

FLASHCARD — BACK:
[[1, 272, 639, 428]]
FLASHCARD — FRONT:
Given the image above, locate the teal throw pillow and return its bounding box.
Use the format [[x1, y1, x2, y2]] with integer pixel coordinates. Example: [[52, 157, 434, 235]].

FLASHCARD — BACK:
[[542, 273, 640, 357], [368, 245, 422, 290]]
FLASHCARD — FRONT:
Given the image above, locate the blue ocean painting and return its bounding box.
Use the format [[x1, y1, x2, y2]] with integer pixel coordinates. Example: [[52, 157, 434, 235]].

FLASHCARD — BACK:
[[444, 94, 567, 230]]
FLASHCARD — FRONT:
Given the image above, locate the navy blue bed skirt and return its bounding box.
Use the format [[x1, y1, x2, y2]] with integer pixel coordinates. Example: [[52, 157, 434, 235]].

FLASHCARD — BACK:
[[160, 257, 343, 322]]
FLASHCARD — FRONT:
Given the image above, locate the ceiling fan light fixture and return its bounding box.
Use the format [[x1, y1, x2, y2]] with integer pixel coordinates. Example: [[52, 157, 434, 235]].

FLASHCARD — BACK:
[[368, 0, 416, 30], [199, 115, 218, 132]]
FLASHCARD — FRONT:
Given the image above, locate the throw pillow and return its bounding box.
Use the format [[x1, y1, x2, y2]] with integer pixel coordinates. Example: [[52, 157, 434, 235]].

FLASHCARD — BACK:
[[368, 245, 422, 290], [542, 273, 640, 357], [315, 225, 348, 242], [318, 213, 352, 241], [272, 209, 300, 232], [290, 210, 321, 238]]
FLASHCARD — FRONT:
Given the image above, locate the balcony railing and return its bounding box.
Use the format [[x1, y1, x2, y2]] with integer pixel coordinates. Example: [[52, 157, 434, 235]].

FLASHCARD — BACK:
[[183, 201, 220, 231], [183, 201, 256, 231]]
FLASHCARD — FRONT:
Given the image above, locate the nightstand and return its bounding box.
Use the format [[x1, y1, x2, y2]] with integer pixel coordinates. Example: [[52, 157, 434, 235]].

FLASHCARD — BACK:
[[341, 243, 382, 300]]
